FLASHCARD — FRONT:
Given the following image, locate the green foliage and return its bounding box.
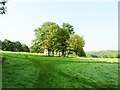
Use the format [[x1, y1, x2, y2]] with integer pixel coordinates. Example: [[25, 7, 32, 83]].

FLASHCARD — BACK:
[[32, 21, 85, 57], [32, 22, 60, 56], [1, 51, 118, 88], [2, 39, 15, 51], [30, 45, 44, 53], [1, 39, 30, 52], [86, 50, 118, 58], [22, 44, 30, 52], [0, 0, 7, 14], [56, 23, 72, 56], [62, 23, 74, 34], [30, 39, 43, 53], [67, 34, 85, 56], [13, 41, 23, 52], [78, 48, 86, 57]]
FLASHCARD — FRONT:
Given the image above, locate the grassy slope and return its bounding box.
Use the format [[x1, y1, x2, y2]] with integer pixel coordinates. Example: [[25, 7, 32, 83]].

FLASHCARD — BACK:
[[1, 51, 118, 88]]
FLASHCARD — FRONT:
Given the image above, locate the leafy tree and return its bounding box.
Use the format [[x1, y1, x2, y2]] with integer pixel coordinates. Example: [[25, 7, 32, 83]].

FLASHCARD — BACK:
[[77, 48, 86, 57], [2, 39, 15, 51], [56, 23, 74, 57], [30, 39, 44, 53], [32, 21, 85, 57], [62, 23, 74, 34], [33, 21, 59, 56], [56, 27, 69, 56], [2, 39, 10, 51], [22, 44, 30, 52], [67, 34, 85, 56], [8, 41, 15, 51], [14, 41, 22, 52], [1, 39, 30, 52]]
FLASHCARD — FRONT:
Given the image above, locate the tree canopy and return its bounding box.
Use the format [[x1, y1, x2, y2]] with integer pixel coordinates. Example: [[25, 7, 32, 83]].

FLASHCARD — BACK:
[[67, 34, 86, 56], [31, 21, 86, 57], [1, 39, 30, 52]]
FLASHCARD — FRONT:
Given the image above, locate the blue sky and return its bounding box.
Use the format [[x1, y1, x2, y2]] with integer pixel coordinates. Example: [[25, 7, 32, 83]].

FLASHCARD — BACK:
[[0, 0, 118, 51]]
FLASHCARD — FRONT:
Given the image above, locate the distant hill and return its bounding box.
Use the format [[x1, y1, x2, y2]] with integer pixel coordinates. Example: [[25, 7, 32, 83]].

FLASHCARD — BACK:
[[86, 50, 119, 58]]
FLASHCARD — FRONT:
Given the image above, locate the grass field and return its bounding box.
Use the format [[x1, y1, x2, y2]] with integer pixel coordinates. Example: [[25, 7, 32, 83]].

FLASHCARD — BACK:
[[0, 51, 119, 88]]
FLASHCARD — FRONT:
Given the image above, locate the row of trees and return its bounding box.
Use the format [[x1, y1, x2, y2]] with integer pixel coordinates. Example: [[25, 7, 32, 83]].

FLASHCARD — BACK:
[[31, 21, 86, 57], [0, 39, 30, 52]]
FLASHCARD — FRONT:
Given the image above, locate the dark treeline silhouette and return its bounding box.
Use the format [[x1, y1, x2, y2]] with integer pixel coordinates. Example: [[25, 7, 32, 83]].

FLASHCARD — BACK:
[[0, 39, 30, 52]]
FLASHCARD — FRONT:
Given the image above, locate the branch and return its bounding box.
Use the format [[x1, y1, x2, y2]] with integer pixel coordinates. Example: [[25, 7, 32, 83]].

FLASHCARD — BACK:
[[0, 0, 7, 5]]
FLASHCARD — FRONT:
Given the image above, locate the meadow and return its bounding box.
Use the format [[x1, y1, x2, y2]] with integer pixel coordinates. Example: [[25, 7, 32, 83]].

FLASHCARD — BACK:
[[0, 51, 119, 88]]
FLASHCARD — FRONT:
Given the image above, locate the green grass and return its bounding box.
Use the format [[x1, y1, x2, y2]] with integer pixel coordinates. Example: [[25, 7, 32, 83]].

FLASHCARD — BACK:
[[0, 51, 119, 88]]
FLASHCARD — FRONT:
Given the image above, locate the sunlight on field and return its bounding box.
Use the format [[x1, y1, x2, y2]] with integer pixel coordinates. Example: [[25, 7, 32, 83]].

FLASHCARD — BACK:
[[0, 51, 118, 63], [1, 51, 118, 88], [79, 57, 118, 62], [0, 51, 46, 56]]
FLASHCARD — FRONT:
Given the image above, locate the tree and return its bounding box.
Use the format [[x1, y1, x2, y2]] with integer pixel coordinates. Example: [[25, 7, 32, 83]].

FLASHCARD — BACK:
[[30, 39, 41, 53], [1, 39, 30, 52], [8, 41, 14, 51], [30, 45, 44, 53], [2, 39, 15, 51], [30, 39, 44, 53], [2, 39, 10, 51], [56, 23, 74, 57], [0, 0, 7, 14], [32, 21, 59, 56], [62, 23, 74, 34], [56, 27, 69, 57], [22, 44, 30, 52], [42, 22, 59, 56], [77, 48, 86, 57], [14, 41, 22, 52], [67, 34, 86, 56], [32, 21, 85, 57]]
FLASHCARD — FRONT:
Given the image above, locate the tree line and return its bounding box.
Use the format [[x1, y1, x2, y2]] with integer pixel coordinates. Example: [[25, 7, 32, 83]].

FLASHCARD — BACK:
[[0, 39, 30, 52], [31, 21, 86, 57], [86, 50, 119, 58]]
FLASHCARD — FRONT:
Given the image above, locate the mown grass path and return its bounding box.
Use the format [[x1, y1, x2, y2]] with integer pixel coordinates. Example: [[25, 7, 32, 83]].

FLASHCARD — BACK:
[[1, 51, 118, 88]]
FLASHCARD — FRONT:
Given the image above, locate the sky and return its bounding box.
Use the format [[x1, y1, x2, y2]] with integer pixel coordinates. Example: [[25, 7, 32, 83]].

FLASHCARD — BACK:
[[0, 0, 118, 51]]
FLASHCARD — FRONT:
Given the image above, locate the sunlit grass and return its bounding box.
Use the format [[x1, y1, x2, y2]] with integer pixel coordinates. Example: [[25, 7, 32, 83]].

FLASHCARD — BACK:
[[1, 51, 118, 88]]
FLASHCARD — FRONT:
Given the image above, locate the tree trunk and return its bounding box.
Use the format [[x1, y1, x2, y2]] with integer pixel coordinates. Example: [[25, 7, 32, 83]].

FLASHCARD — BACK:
[[74, 50, 77, 56], [52, 50, 54, 57], [66, 50, 69, 57], [62, 50, 64, 56], [48, 49, 51, 56], [64, 51, 66, 57], [59, 51, 60, 57]]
